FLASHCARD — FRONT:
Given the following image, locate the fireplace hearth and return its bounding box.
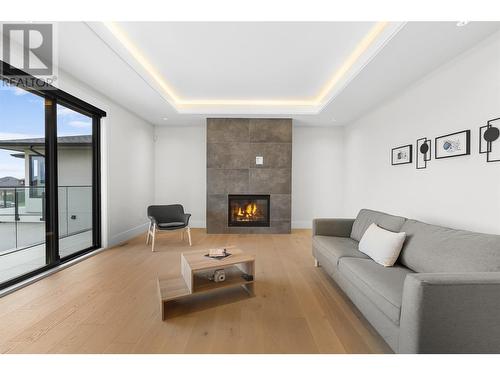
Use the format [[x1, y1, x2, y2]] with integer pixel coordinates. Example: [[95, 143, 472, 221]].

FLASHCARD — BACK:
[[228, 194, 270, 227]]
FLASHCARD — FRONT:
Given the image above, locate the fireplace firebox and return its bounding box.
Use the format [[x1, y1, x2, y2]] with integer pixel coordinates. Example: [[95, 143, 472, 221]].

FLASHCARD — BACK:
[[228, 194, 270, 227]]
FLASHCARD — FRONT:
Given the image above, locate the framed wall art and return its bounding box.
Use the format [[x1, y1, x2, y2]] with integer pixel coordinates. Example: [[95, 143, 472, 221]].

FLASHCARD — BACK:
[[479, 117, 500, 162], [416, 137, 431, 169], [435, 130, 470, 159], [391, 144, 413, 165]]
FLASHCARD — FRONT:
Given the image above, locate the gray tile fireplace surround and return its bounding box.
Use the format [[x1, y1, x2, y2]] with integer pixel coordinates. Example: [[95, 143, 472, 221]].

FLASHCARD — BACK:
[[206, 118, 292, 234]]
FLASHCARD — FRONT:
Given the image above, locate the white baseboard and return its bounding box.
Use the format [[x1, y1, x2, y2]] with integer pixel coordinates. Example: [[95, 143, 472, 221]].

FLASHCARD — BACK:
[[189, 220, 206, 228], [109, 222, 149, 247], [108, 221, 309, 238], [292, 221, 312, 229], [109, 221, 208, 246]]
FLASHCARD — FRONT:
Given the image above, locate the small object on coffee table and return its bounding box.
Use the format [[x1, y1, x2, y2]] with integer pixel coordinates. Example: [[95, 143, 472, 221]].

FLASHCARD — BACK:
[[241, 273, 253, 281], [212, 269, 226, 282], [209, 248, 226, 257], [205, 248, 231, 259]]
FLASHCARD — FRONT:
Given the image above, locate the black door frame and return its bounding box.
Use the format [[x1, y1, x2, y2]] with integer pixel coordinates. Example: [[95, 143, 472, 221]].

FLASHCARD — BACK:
[[0, 60, 106, 291]]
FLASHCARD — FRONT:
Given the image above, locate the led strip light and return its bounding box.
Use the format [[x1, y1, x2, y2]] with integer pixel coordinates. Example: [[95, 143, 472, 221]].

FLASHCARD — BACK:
[[104, 21, 389, 108]]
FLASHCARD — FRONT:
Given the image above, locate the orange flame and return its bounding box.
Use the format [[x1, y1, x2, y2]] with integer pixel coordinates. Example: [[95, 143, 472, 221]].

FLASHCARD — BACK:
[[234, 202, 259, 220]]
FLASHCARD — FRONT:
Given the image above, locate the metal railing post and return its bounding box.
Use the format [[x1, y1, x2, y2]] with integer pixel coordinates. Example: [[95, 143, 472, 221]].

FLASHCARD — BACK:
[[41, 190, 46, 222], [14, 187, 20, 221], [66, 186, 69, 237], [14, 188, 18, 249]]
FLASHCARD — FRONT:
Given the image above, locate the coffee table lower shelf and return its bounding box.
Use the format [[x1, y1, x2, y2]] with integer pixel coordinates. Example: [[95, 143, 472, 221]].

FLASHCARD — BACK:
[[157, 272, 254, 320]]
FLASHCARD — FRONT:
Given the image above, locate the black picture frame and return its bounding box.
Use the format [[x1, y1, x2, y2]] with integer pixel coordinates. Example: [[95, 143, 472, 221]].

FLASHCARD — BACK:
[[479, 118, 500, 162], [435, 130, 470, 159], [391, 144, 413, 165], [479, 125, 490, 154], [416, 137, 431, 169]]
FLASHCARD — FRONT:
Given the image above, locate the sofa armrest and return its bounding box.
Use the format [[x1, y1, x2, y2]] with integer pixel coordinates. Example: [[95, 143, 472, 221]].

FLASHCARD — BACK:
[[399, 272, 500, 353], [312, 218, 354, 237]]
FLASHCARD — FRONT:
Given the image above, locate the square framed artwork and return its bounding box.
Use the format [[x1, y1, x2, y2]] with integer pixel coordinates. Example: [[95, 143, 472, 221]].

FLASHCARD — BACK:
[[391, 144, 413, 165], [435, 130, 470, 159]]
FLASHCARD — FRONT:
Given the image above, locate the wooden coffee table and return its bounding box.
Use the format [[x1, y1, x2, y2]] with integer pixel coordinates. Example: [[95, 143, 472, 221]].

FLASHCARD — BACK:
[[157, 248, 255, 320]]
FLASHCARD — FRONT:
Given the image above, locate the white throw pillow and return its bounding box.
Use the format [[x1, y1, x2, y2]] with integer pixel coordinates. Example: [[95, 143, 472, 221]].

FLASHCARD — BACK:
[[358, 223, 406, 267]]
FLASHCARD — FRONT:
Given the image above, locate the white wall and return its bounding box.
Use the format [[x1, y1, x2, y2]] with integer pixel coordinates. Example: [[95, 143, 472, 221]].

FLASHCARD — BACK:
[[343, 31, 500, 234], [154, 124, 206, 228], [57, 71, 155, 246], [292, 126, 345, 227]]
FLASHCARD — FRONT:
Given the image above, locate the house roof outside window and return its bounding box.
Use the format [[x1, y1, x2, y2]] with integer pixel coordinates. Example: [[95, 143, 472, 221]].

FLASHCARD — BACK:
[[0, 135, 92, 153]]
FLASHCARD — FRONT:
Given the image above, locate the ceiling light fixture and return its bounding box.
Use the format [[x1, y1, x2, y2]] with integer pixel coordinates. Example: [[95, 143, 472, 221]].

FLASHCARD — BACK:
[[104, 21, 389, 109], [456, 21, 470, 27]]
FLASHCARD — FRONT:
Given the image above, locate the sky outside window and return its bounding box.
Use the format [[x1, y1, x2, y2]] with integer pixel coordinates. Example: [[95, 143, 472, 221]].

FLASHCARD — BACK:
[[0, 86, 44, 180], [56, 104, 92, 137], [0, 86, 92, 181]]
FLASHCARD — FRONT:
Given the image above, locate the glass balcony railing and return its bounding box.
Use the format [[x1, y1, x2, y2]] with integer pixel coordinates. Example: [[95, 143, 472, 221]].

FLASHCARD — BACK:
[[0, 186, 93, 253], [0, 185, 93, 284]]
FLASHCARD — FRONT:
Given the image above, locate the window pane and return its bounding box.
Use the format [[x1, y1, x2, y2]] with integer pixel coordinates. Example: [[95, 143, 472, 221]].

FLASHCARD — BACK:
[[29, 155, 45, 198], [57, 104, 93, 257], [0, 84, 47, 284]]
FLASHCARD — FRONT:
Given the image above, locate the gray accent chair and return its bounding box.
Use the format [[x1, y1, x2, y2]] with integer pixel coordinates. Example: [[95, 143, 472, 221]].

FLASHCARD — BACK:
[[312, 209, 500, 353], [146, 204, 192, 251]]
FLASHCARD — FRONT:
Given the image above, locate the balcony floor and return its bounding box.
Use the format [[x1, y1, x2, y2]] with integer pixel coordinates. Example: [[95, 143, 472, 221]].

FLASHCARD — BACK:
[[0, 231, 93, 284]]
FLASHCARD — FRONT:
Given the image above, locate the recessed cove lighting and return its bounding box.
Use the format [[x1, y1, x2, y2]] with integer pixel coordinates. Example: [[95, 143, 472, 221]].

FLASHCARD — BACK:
[[456, 21, 470, 27], [103, 21, 392, 109]]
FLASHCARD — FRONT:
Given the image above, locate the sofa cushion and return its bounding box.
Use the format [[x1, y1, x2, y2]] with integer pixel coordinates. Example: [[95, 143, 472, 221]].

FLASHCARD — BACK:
[[338, 257, 414, 324], [350, 209, 406, 242], [399, 219, 500, 273], [313, 236, 369, 266], [359, 223, 407, 267]]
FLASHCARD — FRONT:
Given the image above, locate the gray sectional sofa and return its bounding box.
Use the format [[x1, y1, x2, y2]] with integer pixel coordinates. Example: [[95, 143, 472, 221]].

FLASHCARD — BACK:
[[312, 209, 500, 353]]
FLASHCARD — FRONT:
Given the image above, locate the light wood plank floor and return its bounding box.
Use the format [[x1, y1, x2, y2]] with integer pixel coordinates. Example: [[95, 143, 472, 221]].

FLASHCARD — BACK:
[[0, 229, 391, 354]]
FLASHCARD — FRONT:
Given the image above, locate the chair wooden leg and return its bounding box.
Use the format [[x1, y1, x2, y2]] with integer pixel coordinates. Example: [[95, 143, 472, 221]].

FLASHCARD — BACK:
[[187, 227, 192, 246], [146, 222, 151, 244], [151, 224, 156, 252], [314, 259, 320, 267]]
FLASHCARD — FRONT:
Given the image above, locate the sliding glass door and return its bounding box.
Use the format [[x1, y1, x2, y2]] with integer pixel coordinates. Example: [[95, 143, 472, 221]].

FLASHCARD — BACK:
[[0, 61, 105, 290]]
